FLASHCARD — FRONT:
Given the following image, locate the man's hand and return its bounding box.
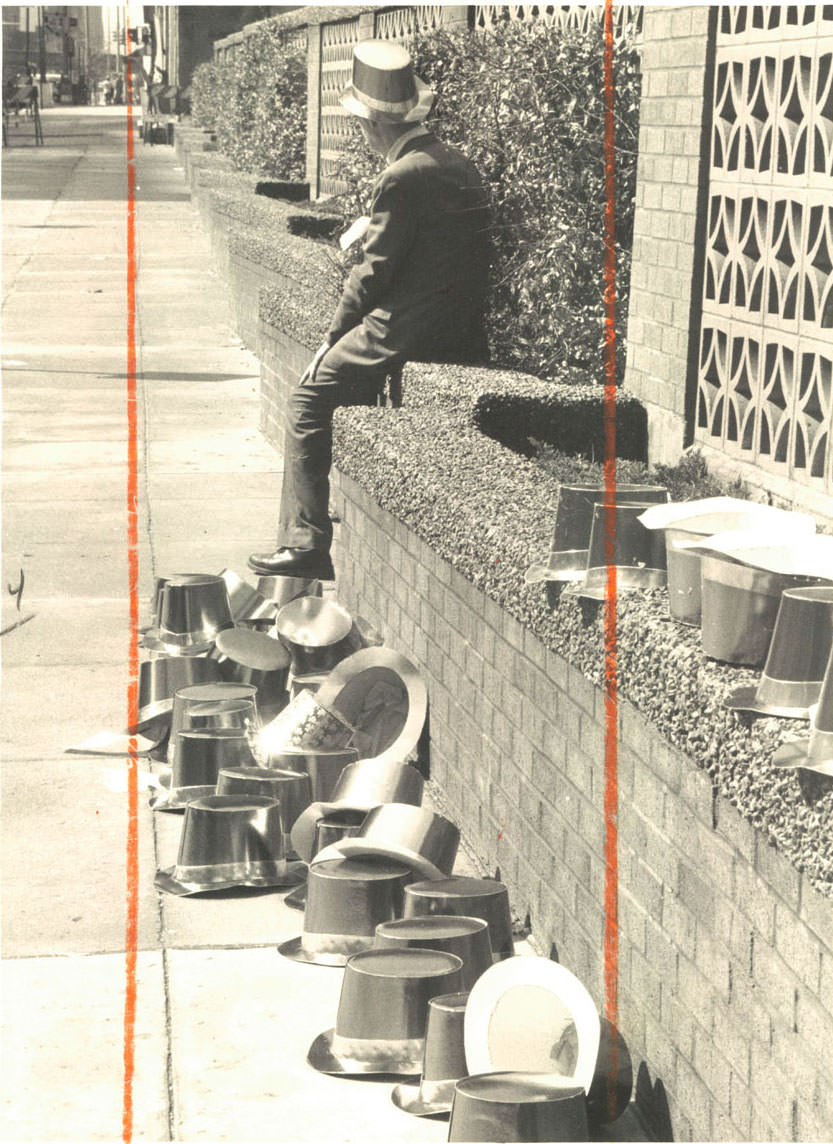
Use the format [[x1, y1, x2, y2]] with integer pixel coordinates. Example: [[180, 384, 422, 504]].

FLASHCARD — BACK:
[[299, 341, 330, 386]]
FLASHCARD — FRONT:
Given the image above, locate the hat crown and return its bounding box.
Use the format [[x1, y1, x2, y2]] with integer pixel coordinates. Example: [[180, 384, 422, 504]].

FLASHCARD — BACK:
[[341, 38, 433, 122]]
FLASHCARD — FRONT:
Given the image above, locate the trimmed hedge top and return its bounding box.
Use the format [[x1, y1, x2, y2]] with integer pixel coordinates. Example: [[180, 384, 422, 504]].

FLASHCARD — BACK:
[[329, 363, 833, 897]]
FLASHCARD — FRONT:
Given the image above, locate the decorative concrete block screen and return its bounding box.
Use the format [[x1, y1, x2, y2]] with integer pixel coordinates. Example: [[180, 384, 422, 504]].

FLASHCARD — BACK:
[[695, 5, 833, 498], [472, 2, 643, 36]]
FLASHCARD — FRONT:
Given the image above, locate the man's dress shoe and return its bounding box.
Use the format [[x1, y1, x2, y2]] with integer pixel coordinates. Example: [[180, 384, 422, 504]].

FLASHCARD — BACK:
[[247, 547, 335, 580]]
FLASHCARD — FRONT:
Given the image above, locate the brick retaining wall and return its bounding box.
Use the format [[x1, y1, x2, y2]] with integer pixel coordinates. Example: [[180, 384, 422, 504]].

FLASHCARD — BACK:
[[258, 315, 833, 1144], [330, 467, 833, 1144]]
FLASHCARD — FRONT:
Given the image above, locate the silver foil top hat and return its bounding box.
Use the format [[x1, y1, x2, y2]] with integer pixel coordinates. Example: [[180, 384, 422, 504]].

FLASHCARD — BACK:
[[267, 746, 359, 801], [774, 642, 833, 775], [291, 758, 424, 863], [275, 596, 358, 675], [448, 1072, 589, 1143], [525, 484, 668, 585], [130, 655, 222, 733], [167, 681, 259, 766], [211, 627, 291, 718], [637, 497, 816, 538], [143, 574, 234, 654], [314, 648, 428, 765], [725, 586, 833, 717], [259, 688, 356, 757], [154, 794, 289, 895], [404, 876, 515, 961], [151, 729, 257, 812], [575, 502, 668, 600], [219, 568, 282, 628], [700, 553, 828, 668], [307, 947, 464, 1075], [216, 765, 312, 838], [463, 957, 601, 1095], [391, 991, 470, 1117], [375, 915, 492, 991], [311, 803, 460, 881], [255, 574, 322, 612], [278, 856, 411, 966]]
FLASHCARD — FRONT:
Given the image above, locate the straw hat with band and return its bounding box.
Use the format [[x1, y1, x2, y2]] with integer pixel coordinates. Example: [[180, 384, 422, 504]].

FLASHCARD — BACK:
[[340, 41, 434, 123]]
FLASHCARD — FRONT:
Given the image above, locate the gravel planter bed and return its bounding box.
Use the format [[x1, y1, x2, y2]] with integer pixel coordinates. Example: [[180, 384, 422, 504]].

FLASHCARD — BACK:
[[332, 362, 833, 896], [231, 229, 342, 296]]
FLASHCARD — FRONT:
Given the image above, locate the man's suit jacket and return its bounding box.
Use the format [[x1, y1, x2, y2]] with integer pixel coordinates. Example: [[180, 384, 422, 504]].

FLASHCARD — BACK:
[[327, 131, 491, 365]]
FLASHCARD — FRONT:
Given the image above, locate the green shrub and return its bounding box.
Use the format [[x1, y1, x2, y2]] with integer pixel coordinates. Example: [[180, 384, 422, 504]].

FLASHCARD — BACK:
[[189, 61, 224, 130], [208, 22, 307, 180], [333, 21, 641, 384]]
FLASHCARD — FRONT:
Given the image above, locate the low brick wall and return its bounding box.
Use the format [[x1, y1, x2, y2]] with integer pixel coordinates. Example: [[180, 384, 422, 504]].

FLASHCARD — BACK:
[[257, 315, 833, 1144], [330, 469, 833, 1144], [227, 253, 281, 354]]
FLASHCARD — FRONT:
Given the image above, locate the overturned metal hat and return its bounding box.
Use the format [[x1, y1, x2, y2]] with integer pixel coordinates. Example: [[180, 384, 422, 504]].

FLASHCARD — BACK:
[[448, 1072, 589, 1143], [150, 729, 257, 812], [278, 856, 411, 966], [375, 915, 492, 991], [314, 648, 428, 765], [725, 586, 833, 717], [258, 688, 356, 757], [463, 957, 601, 1095], [391, 991, 469, 1117], [404, 876, 515, 961], [142, 574, 234, 654], [700, 554, 828, 668], [216, 765, 312, 849], [129, 656, 221, 734], [575, 502, 667, 600], [637, 497, 816, 538], [307, 948, 464, 1075], [267, 746, 358, 801], [255, 574, 322, 608], [525, 484, 668, 585], [685, 530, 833, 577], [275, 596, 358, 675], [291, 758, 424, 863], [283, 810, 367, 912], [774, 643, 833, 776], [311, 803, 460, 881], [154, 794, 289, 895], [219, 568, 283, 629], [167, 682, 259, 766], [211, 627, 290, 719]]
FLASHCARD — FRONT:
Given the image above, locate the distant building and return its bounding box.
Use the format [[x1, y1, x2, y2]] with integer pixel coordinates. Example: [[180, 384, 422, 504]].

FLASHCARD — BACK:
[[150, 6, 300, 91]]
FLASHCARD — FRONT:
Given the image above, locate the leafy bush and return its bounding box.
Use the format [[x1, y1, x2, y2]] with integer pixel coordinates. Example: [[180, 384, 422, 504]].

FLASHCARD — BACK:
[[199, 23, 307, 180], [189, 61, 224, 131], [333, 21, 641, 384]]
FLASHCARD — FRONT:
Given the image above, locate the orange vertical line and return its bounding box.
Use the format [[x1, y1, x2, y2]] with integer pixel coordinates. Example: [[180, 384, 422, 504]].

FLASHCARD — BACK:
[[123, 15, 140, 1144], [602, 0, 620, 1122]]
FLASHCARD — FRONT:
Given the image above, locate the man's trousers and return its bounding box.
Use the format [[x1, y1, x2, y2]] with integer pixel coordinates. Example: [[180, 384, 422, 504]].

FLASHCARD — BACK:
[[275, 322, 404, 552]]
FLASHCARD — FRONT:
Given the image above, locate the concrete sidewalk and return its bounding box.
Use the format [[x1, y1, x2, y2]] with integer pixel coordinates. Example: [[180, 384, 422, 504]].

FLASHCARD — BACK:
[[0, 107, 468, 1143]]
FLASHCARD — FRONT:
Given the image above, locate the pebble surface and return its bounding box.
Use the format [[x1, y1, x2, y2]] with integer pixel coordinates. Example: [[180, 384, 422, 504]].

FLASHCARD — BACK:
[[329, 362, 833, 898]]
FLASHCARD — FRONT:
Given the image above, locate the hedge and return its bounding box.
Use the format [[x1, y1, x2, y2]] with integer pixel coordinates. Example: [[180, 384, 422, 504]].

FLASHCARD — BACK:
[[331, 20, 641, 384], [326, 364, 833, 896], [190, 22, 306, 179]]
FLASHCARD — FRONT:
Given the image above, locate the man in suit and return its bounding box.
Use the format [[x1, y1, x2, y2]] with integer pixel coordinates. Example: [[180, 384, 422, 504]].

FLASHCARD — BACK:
[[248, 39, 491, 581]]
